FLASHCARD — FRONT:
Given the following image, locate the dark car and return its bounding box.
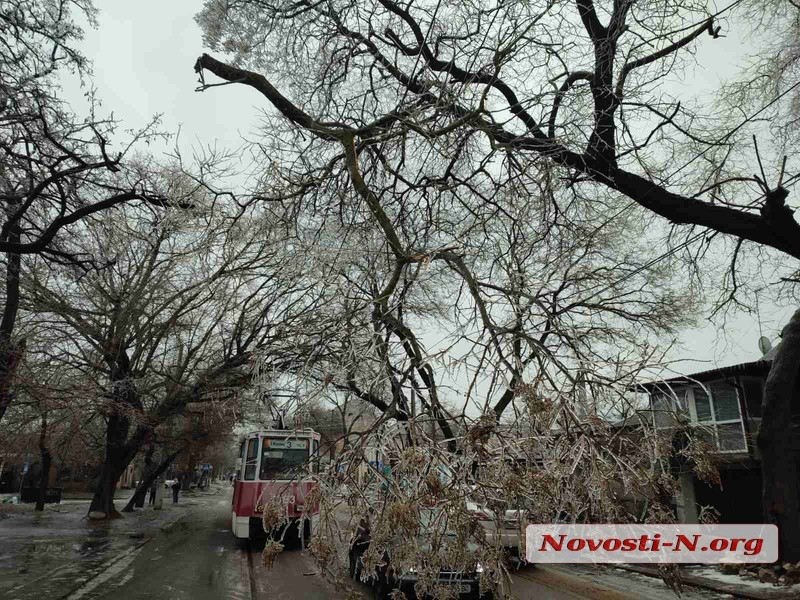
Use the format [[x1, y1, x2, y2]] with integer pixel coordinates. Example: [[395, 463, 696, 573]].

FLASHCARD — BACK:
[[348, 516, 492, 600]]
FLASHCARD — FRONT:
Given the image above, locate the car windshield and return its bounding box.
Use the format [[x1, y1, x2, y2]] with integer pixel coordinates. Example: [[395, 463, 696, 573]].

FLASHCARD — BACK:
[[416, 509, 481, 549], [259, 438, 309, 480]]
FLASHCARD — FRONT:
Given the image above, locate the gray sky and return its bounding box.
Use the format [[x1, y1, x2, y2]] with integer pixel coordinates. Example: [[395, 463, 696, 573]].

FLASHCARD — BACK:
[[68, 0, 796, 380]]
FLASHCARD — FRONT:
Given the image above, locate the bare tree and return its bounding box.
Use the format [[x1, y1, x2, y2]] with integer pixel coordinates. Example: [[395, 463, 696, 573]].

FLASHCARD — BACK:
[[122, 395, 240, 513], [208, 143, 704, 596], [0, 338, 104, 509], [0, 0, 167, 425], [26, 186, 324, 517], [191, 0, 800, 561]]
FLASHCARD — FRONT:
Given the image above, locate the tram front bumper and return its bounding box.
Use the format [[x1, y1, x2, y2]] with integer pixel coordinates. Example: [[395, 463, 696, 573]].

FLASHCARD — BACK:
[[232, 512, 250, 538]]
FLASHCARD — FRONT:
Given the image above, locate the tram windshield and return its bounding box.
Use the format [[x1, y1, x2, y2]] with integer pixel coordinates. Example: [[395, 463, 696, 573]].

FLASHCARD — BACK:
[[259, 438, 310, 480]]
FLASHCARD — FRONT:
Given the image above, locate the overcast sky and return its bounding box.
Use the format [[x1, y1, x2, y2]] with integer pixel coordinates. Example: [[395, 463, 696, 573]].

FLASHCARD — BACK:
[[65, 0, 796, 379]]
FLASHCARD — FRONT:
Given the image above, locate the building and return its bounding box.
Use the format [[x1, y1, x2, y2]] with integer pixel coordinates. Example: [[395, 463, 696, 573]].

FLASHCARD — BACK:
[[636, 345, 799, 524]]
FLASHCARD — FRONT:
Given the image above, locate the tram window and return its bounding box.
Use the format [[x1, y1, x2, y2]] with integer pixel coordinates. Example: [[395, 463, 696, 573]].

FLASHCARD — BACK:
[[244, 438, 259, 481], [237, 440, 245, 480], [312, 440, 320, 475], [260, 438, 309, 480]]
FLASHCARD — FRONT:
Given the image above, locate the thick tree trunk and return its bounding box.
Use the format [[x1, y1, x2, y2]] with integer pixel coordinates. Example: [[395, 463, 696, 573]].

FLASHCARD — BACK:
[[758, 308, 800, 562], [0, 219, 22, 425], [90, 347, 139, 519], [122, 449, 181, 512], [0, 344, 20, 424], [89, 411, 135, 519], [88, 458, 126, 519]]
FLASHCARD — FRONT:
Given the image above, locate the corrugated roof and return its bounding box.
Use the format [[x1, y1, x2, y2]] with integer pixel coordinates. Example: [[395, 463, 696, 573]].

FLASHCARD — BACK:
[[634, 343, 778, 391]]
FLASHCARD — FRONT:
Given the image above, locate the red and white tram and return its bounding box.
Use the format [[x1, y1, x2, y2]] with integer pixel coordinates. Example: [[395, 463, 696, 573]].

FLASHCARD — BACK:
[[231, 428, 321, 541]]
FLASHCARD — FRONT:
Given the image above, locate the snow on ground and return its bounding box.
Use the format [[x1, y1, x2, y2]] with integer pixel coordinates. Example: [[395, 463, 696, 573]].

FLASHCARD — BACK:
[[690, 567, 800, 593]]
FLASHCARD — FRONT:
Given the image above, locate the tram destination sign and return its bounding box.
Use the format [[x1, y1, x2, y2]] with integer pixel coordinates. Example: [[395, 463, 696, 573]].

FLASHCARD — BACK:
[[265, 438, 309, 450]]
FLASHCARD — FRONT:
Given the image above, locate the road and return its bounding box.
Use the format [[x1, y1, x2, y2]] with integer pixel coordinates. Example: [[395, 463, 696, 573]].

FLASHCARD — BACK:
[[65, 490, 340, 600], [59, 489, 722, 600]]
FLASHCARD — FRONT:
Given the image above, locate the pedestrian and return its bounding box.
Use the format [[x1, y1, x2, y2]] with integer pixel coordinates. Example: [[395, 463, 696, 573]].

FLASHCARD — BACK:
[[172, 478, 180, 504], [229, 473, 234, 486], [148, 481, 157, 506]]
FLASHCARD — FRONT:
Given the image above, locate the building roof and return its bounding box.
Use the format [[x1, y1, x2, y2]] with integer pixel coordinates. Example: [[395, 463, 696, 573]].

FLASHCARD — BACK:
[[634, 344, 777, 392]]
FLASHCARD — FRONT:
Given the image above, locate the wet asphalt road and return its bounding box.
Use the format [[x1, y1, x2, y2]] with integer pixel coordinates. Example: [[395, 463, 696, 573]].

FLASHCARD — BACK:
[[18, 488, 724, 600], [1, 504, 148, 600], [68, 491, 345, 600]]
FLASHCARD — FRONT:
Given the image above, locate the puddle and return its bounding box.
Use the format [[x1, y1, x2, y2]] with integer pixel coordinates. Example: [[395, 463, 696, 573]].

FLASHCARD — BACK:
[[2, 535, 118, 571], [22, 542, 73, 555], [79, 538, 113, 556]]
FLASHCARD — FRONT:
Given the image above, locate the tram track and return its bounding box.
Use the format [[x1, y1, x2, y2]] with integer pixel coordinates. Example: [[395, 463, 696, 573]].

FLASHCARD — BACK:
[[247, 539, 258, 599]]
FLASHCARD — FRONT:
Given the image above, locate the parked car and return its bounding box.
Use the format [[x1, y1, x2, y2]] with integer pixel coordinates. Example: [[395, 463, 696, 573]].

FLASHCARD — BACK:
[[465, 498, 524, 561], [348, 514, 492, 600], [434, 470, 525, 561], [164, 479, 178, 489]]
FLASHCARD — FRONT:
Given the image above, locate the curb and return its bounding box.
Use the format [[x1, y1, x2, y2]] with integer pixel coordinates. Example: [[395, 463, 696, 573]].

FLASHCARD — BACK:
[[183, 485, 225, 498], [615, 564, 792, 599], [160, 511, 188, 534]]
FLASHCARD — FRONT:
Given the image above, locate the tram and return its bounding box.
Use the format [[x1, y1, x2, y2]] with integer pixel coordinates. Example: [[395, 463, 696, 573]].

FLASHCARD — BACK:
[[231, 428, 321, 541]]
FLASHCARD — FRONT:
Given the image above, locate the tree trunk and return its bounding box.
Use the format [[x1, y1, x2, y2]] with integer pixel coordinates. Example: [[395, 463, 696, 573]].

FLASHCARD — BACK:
[[758, 308, 800, 562], [122, 449, 181, 512], [88, 458, 126, 519], [123, 445, 155, 512], [0, 343, 21, 424], [181, 469, 193, 491], [35, 450, 52, 512], [89, 341, 144, 519], [0, 217, 22, 425], [35, 412, 51, 512]]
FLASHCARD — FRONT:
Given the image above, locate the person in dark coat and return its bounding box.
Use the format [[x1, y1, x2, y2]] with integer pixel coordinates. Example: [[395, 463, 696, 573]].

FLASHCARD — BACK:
[[148, 481, 157, 506], [171, 478, 180, 504]]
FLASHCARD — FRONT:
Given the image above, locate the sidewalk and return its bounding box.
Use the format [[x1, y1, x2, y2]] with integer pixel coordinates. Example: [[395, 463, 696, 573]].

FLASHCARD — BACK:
[[181, 481, 226, 497], [616, 564, 800, 599], [0, 490, 199, 600]]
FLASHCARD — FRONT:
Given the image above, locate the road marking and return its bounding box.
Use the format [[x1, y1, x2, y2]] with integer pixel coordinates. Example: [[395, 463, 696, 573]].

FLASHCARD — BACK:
[[7, 564, 74, 593], [63, 543, 147, 599]]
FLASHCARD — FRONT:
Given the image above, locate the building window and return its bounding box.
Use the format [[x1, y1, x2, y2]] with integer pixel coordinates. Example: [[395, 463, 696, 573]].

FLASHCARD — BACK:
[[693, 387, 712, 421], [711, 383, 740, 421], [651, 390, 687, 428], [689, 383, 746, 453]]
